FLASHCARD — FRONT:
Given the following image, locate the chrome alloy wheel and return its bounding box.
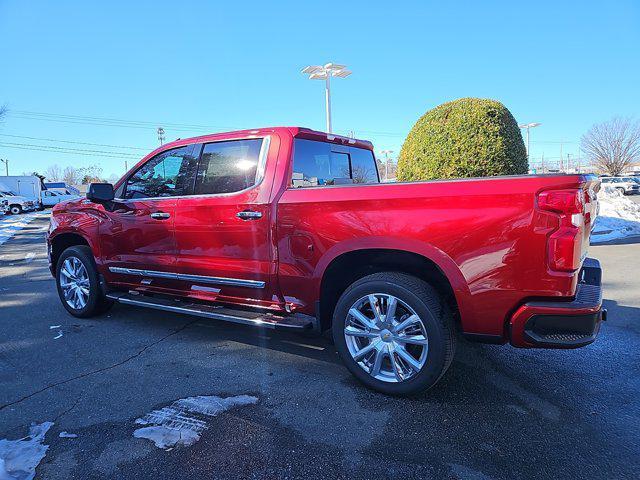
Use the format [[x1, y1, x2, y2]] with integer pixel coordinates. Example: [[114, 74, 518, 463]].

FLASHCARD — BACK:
[[344, 293, 429, 383], [59, 257, 90, 310]]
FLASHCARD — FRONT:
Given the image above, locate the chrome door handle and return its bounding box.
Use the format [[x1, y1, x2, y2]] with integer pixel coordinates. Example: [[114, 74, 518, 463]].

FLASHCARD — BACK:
[[236, 210, 262, 220], [150, 212, 171, 220]]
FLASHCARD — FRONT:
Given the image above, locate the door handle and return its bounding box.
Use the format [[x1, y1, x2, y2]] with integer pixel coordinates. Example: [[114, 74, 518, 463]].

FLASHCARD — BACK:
[[150, 212, 171, 220], [236, 210, 262, 220]]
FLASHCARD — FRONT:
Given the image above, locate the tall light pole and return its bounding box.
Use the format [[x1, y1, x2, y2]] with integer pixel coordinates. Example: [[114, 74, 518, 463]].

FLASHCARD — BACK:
[[157, 127, 165, 145], [518, 122, 541, 164], [381, 150, 394, 181], [301, 63, 352, 133], [0, 158, 8, 176]]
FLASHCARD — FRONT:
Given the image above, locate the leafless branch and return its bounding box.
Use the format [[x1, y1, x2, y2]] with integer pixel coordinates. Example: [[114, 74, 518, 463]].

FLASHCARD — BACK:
[[581, 117, 640, 176]]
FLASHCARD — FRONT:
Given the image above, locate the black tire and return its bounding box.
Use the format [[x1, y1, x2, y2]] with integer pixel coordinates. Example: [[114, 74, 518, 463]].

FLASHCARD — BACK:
[[332, 272, 455, 396], [56, 245, 113, 318], [9, 205, 22, 215], [616, 187, 625, 195]]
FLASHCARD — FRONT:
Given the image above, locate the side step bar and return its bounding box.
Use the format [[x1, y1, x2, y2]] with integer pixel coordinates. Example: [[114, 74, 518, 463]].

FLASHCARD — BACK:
[[106, 292, 316, 331]]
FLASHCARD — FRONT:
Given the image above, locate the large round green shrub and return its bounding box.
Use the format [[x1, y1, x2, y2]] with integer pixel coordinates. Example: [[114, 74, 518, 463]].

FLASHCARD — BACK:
[[396, 98, 528, 181]]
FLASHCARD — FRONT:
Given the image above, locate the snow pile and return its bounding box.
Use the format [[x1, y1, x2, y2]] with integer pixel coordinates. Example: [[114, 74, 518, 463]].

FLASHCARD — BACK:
[[0, 212, 48, 246], [133, 395, 258, 449], [591, 185, 640, 243], [0, 422, 53, 480]]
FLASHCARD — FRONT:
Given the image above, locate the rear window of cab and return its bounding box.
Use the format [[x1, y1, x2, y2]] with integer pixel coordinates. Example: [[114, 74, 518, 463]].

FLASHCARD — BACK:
[[292, 139, 379, 187]]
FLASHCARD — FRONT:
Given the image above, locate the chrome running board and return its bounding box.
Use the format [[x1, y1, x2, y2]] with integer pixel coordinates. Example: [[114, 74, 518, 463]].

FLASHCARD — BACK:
[[106, 292, 315, 330]]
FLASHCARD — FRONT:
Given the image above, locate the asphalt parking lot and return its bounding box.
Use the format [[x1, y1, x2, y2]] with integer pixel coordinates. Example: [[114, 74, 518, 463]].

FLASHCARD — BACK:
[[1, 216, 639, 480]]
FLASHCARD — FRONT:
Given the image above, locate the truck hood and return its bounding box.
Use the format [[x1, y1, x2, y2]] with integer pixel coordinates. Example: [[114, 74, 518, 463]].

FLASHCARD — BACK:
[[5, 195, 31, 204], [52, 197, 87, 213]]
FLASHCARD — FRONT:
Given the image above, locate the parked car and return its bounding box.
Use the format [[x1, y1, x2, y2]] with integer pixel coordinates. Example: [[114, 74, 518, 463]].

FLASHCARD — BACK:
[[46, 127, 604, 395], [0, 190, 37, 215], [600, 176, 640, 195], [41, 189, 80, 207]]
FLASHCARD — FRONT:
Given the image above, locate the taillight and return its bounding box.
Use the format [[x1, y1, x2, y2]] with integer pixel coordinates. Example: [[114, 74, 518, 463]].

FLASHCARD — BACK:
[[538, 188, 586, 272]]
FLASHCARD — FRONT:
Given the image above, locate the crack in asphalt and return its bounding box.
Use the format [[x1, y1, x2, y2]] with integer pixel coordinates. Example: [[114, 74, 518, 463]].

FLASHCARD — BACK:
[[0, 319, 199, 411], [53, 391, 84, 423]]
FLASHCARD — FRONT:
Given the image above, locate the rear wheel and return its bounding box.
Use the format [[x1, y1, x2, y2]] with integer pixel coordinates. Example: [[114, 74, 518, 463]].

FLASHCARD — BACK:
[[616, 187, 626, 195], [9, 205, 22, 215], [56, 246, 112, 317], [332, 272, 455, 396]]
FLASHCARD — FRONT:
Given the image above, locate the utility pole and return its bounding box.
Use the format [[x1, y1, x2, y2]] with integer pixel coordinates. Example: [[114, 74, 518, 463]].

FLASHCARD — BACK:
[[125, 160, 128, 172], [559, 141, 564, 172], [0, 158, 8, 176], [157, 127, 166, 145], [381, 150, 394, 182]]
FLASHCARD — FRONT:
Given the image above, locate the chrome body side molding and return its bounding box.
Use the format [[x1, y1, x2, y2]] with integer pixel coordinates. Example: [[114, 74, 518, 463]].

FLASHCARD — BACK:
[[108, 267, 265, 289]]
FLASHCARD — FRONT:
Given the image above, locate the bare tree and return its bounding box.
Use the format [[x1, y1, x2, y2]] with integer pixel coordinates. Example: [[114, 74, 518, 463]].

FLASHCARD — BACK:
[[45, 164, 63, 182], [63, 166, 80, 186], [78, 164, 104, 184], [581, 117, 640, 176]]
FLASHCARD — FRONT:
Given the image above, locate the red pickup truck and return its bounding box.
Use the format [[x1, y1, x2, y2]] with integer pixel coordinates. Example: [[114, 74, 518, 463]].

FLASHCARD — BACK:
[[47, 127, 604, 395]]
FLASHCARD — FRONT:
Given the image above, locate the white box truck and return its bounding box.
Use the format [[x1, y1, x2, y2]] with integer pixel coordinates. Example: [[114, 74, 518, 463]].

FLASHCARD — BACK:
[[1, 176, 45, 204]]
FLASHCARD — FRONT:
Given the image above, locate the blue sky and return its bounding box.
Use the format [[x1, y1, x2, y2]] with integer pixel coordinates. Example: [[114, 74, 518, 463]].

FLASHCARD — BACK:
[[0, 0, 639, 178]]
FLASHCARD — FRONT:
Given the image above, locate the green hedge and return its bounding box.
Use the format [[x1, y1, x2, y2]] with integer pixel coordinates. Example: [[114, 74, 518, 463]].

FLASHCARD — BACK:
[[396, 98, 528, 181]]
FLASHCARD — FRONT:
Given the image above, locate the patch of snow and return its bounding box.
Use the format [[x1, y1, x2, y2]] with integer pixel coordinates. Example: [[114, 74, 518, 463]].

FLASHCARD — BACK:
[[0, 212, 49, 246], [24, 252, 36, 263], [133, 395, 257, 450], [0, 422, 53, 480], [53, 331, 63, 340], [58, 432, 77, 439], [591, 186, 640, 243]]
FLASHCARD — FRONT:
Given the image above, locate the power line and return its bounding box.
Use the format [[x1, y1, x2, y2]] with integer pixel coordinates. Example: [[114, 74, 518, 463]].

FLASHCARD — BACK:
[[0, 142, 142, 159], [0, 133, 151, 151], [9, 109, 410, 138], [8, 110, 239, 132]]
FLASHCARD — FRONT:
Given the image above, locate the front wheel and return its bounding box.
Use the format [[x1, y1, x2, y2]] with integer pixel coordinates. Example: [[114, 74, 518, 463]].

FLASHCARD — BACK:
[[9, 205, 22, 215], [332, 272, 455, 396], [56, 246, 113, 318]]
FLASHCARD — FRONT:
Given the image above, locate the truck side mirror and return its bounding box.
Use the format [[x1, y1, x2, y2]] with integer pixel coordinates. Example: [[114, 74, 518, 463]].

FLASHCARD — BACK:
[[87, 183, 115, 203]]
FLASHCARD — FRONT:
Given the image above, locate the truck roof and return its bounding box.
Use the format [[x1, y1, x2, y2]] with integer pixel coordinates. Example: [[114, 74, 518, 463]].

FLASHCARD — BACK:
[[155, 126, 374, 155]]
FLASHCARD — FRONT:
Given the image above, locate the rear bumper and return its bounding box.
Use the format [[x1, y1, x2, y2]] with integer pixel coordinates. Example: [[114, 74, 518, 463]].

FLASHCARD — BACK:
[[509, 257, 605, 348]]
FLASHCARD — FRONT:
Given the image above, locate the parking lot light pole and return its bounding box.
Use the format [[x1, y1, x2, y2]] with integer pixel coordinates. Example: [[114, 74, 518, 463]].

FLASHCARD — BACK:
[[301, 63, 352, 134], [518, 122, 541, 163], [0, 158, 8, 176]]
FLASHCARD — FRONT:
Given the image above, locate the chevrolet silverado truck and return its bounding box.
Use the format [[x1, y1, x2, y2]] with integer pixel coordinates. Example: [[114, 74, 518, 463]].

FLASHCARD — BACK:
[[46, 127, 604, 395]]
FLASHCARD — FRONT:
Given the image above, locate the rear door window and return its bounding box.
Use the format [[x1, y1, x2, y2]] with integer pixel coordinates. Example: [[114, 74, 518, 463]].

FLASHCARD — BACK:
[[194, 139, 264, 195], [292, 139, 379, 187]]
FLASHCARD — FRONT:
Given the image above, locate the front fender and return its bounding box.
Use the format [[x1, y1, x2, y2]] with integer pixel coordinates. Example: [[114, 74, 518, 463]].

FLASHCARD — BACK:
[[48, 209, 103, 267]]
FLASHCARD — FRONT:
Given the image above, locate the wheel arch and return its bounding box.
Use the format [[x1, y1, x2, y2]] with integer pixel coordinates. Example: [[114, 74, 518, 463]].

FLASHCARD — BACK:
[[50, 232, 96, 271], [314, 239, 470, 332]]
